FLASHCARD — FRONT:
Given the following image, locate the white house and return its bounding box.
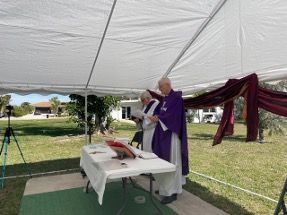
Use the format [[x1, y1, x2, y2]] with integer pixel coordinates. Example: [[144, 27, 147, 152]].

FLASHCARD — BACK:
[[111, 99, 141, 121], [187, 107, 223, 123]]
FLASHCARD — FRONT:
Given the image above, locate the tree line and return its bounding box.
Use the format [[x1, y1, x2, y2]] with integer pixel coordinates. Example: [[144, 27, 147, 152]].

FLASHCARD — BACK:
[[0, 79, 285, 144]]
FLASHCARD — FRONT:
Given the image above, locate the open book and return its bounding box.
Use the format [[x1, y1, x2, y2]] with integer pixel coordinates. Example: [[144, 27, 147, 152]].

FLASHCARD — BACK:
[[106, 139, 137, 159], [131, 110, 146, 120], [105, 139, 158, 160]]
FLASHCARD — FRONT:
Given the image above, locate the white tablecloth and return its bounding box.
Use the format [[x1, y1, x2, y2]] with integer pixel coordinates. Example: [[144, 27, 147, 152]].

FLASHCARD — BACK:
[[80, 144, 176, 205]]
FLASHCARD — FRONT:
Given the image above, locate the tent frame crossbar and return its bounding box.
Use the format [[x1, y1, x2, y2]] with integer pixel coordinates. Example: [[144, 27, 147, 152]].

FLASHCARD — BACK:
[[85, 91, 88, 144], [161, 0, 228, 79], [84, 0, 118, 143], [85, 0, 118, 89], [83, 0, 226, 142]]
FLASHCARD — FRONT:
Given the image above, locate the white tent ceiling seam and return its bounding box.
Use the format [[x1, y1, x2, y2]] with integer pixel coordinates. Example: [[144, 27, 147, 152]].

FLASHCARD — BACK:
[[162, 0, 228, 80]]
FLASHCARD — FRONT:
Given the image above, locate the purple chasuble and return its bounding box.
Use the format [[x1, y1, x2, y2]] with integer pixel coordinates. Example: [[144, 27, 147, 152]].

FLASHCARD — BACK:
[[152, 89, 189, 175]]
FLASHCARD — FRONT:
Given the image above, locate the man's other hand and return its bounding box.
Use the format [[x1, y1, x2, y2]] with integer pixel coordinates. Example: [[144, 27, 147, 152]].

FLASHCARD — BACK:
[[149, 115, 159, 122]]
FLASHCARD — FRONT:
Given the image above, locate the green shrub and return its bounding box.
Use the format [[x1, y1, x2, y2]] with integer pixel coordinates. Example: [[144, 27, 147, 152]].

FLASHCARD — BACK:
[[12, 106, 26, 117]]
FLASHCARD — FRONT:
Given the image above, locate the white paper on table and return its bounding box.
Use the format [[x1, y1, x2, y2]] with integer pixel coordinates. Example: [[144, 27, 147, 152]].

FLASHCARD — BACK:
[[138, 152, 158, 159]]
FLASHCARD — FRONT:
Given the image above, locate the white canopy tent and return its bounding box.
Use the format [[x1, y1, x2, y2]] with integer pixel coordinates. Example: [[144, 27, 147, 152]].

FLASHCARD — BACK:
[[1, 0, 287, 97]]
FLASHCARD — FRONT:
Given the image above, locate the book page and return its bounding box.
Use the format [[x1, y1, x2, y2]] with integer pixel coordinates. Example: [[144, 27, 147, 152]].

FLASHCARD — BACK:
[[139, 152, 158, 159]]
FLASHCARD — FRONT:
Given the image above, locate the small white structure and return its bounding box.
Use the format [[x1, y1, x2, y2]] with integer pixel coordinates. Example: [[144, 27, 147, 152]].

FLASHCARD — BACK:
[[111, 99, 141, 121], [187, 107, 223, 123]]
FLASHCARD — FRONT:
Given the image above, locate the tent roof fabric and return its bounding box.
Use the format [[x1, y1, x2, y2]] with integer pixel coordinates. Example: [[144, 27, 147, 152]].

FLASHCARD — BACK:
[[1, 0, 287, 96]]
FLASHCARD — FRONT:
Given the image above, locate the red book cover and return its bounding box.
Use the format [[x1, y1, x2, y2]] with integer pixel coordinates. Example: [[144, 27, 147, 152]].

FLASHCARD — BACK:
[[105, 140, 136, 159]]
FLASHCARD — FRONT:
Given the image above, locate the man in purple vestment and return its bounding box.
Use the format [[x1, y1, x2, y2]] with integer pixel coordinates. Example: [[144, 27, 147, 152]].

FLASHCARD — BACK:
[[149, 78, 189, 204]]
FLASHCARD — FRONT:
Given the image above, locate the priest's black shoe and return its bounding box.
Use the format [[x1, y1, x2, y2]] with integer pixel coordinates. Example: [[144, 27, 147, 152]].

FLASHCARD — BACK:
[[160, 194, 177, 204]]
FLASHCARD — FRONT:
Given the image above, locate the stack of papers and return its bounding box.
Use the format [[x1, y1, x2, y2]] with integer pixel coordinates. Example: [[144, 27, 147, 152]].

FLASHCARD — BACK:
[[138, 152, 158, 160]]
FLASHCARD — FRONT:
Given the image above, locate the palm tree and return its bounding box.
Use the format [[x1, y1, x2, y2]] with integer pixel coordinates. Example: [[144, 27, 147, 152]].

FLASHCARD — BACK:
[[49, 97, 61, 115], [0, 95, 11, 115]]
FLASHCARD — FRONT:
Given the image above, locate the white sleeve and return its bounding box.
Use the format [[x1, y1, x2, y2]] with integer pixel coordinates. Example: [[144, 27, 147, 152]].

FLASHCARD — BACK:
[[159, 120, 168, 131], [142, 117, 156, 130]]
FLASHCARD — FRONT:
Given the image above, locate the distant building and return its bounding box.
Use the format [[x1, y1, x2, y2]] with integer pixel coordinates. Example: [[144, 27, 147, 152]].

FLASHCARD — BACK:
[[32, 101, 66, 115], [32, 101, 51, 115], [111, 99, 141, 120], [187, 107, 223, 123], [111, 99, 223, 123]]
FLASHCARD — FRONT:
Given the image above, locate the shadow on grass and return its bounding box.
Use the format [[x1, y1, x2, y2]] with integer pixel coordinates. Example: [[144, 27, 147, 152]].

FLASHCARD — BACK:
[[0, 118, 83, 137], [111, 122, 137, 131], [3, 122, 136, 138], [2, 157, 80, 177], [11, 125, 84, 137], [189, 133, 248, 143], [184, 178, 254, 215]]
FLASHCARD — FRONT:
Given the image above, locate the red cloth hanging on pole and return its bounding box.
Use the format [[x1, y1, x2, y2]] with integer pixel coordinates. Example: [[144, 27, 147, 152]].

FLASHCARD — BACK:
[[148, 73, 287, 145], [213, 101, 234, 145], [245, 74, 259, 142], [258, 87, 287, 117]]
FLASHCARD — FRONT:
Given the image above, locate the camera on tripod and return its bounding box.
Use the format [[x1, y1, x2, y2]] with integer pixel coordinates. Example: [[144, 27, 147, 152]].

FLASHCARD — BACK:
[[5, 105, 13, 117], [0, 104, 31, 188]]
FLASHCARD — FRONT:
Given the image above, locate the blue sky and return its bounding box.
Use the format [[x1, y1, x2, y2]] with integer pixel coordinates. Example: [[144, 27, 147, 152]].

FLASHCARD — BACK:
[[9, 93, 70, 106]]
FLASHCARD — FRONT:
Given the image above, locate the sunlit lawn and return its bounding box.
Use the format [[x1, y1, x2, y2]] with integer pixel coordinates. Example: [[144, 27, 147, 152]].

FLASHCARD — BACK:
[[185, 123, 287, 215], [0, 118, 286, 215]]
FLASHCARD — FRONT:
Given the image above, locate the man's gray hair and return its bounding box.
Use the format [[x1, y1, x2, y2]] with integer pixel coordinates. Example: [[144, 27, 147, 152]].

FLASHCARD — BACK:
[[140, 91, 152, 100], [158, 77, 171, 86]]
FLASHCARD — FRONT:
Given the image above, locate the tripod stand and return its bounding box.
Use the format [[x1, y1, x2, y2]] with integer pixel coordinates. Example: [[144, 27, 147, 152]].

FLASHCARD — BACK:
[[0, 106, 31, 188], [274, 177, 287, 215]]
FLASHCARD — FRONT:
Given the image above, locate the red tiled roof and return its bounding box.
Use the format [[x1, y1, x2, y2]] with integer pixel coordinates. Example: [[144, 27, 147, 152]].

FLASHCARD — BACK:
[[32, 101, 51, 108]]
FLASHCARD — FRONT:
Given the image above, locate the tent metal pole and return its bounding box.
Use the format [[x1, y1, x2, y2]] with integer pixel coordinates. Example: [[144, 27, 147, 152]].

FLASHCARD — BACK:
[[85, 91, 88, 144], [85, 0, 118, 88], [161, 0, 228, 79]]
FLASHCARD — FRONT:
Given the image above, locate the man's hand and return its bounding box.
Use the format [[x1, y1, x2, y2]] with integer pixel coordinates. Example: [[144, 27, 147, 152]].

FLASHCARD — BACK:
[[149, 115, 159, 122]]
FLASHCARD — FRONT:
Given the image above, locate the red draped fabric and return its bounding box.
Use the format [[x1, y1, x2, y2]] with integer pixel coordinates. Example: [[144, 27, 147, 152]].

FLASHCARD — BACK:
[[258, 87, 287, 117], [149, 73, 287, 145]]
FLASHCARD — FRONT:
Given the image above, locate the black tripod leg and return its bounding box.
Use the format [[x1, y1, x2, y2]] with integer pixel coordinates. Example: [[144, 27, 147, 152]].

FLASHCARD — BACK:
[[0, 139, 5, 156], [274, 178, 287, 215], [10, 128, 32, 177], [1, 138, 9, 189], [0, 129, 9, 156]]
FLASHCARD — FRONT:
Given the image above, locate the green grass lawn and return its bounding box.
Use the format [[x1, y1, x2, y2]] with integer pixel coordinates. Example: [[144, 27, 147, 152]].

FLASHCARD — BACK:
[[0, 118, 286, 215]]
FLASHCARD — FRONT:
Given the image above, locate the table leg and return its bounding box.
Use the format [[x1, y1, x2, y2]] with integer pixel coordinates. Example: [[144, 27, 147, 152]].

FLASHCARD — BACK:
[[116, 177, 129, 215], [129, 177, 145, 192], [149, 174, 163, 215], [85, 180, 90, 193]]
